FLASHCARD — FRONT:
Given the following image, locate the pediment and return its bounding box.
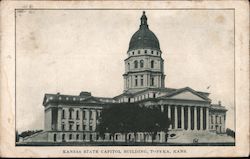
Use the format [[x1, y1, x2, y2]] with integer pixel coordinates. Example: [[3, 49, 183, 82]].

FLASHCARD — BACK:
[[168, 90, 206, 101]]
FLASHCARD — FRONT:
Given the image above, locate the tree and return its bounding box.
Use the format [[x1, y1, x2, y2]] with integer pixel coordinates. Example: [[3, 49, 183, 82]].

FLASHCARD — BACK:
[[97, 103, 138, 142], [19, 129, 43, 138], [96, 103, 171, 143], [226, 128, 235, 138]]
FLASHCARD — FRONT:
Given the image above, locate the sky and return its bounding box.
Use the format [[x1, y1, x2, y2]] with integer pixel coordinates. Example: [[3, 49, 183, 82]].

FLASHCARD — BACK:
[[16, 9, 234, 132]]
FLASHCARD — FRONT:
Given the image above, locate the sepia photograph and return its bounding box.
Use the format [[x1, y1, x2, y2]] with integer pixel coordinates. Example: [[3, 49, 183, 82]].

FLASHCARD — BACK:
[[0, 0, 249, 158], [15, 9, 235, 146]]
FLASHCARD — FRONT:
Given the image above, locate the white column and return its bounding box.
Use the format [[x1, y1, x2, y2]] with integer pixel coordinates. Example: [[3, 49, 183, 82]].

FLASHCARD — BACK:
[[188, 106, 191, 131], [174, 106, 178, 129], [57, 108, 62, 131], [221, 115, 225, 133], [200, 107, 203, 131], [213, 115, 216, 130], [206, 108, 209, 130], [168, 106, 172, 129], [194, 107, 197, 131], [181, 106, 184, 130], [161, 105, 164, 112], [93, 110, 97, 131], [86, 109, 90, 131], [79, 109, 83, 131]]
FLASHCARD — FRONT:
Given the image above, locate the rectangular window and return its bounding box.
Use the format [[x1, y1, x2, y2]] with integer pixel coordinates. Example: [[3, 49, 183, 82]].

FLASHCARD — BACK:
[[62, 124, 65, 131], [83, 124, 86, 130], [76, 110, 79, 119], [141, 75, 143, 86], [89, 125, 93, 131], [76, 124, 79, 131], [69, 124, 73, 130], [150, 77, 154, 86], [135, 79, 138, 86], [76, 134, 79, 140], [62, 110, 65, 119], [83, 111, 86, 119], [69, 110, 72, 119], [89, 111, 92, 119], [69, 134, 72, 140]]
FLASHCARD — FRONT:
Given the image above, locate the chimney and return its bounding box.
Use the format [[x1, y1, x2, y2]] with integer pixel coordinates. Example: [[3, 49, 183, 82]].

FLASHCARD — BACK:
[[218, 101, 221, 106]]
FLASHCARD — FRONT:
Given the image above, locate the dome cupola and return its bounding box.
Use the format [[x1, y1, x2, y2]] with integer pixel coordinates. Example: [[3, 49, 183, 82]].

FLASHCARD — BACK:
[[128, 11, 160, 52]]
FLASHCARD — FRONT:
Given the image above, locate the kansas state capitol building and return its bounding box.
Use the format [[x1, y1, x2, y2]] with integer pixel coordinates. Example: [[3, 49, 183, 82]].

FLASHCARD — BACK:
[[24, 11, 233, 144]]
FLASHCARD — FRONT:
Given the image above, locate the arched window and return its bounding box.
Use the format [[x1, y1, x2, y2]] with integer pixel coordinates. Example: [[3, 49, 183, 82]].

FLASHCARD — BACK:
[[134, 60, 138, 68], [89, 111, 92, 119], [140, 60, 144, 68], [76, 110, 79, 119], [128, 63, 130, 70], [62, 109, 65, 119], [82, 110, 86, 119], [115, 134, 119, 140], [151, 60, 154, 68], [62, 134, 65, 142], [69, 108, 74, 119]]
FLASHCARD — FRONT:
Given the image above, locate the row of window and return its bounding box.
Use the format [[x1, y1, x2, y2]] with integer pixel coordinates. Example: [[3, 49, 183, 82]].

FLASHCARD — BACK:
[[129, 50, 160, 56], [118, 93, 156, 103], [61, 123, 95, 131], [210, 125, 223, 133], [62, 109, 100, 120], [128, 60, 155, 69], [131, 75, 155, 87], [53, 133, 155, 142], [211, 115, 224, 124], [53, 133, 100, 142]]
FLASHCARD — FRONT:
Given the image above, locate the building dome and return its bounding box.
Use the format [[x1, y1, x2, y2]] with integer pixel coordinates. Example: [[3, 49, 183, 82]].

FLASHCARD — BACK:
[[128, 11, 160, 51]]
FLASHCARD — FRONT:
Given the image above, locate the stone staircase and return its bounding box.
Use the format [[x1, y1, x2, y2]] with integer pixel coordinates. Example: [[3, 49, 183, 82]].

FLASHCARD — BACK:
[[167, 130, 235, 143]]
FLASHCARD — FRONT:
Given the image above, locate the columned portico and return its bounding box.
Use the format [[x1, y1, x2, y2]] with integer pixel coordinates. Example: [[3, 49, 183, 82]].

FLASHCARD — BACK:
[[194, 107, 197, 131], [187, 106, 191, 130], [167, 105, 211, 132], [206, 107, 209, 130], [200, 107, 203, 130], [168, 105, 172, 129], [174, 106, 178, 129], [181, 106, 184, 129]]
